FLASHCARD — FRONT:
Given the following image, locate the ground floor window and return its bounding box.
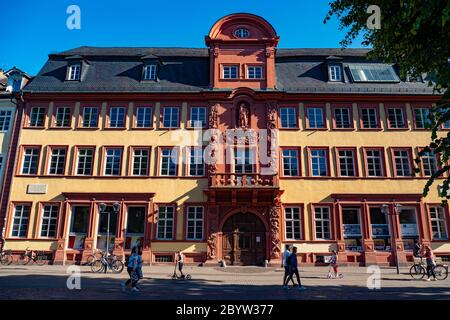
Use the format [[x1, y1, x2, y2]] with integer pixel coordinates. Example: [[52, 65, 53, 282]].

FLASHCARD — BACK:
[[69, 206, 89, 249], [342, 207, 363, 251], [157, 206, 175, 240], [284, 207, 302, 240], [399, 207, 419, 250], [370, 207, 391, 251], [11, 205, 30, 237], [40, 204, 59, 238], [429, 206, 448, 240], [125, 206, 146, 249], [314, 206, 331, 240], [186, 206, 204, 240]]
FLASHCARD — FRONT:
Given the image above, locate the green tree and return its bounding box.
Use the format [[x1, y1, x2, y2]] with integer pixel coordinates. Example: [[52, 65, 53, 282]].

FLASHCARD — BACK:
[[325, 0, 450, 202]]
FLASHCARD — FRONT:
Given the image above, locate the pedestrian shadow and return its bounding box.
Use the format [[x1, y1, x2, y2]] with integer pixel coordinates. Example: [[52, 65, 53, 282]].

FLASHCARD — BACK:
[[0, 273, 449, 300]]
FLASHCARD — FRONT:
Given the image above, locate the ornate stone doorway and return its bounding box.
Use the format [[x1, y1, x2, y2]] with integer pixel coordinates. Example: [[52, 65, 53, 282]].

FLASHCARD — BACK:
[[221, 212, 266, 266]]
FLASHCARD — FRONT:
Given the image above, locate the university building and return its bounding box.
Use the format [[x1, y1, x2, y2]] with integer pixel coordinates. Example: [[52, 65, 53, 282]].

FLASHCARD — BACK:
[[1, 13, 449, 266]]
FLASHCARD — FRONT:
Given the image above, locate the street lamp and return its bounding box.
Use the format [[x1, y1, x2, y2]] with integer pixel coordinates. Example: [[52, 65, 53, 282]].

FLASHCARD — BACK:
[[381, 204, 402, 275], [99, 202, 120, 257]]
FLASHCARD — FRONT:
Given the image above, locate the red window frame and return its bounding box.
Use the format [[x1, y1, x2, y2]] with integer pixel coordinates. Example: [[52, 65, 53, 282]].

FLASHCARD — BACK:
[[334, 147, 359, 177], [305, 105, 327, 130], [16, 145, 42, 176], [306, 146, 331, 177], [160, 106, 181, 129], [50, 104, 74, 129], [128, 146, 152, 177], [385, 104, 409, 130], [45, 145, 69, 176], [278, 106, 299, 129], [280, 147, 301, 178], [72, 145, 96, 176], [281, 204, 305, 241], [183, 203, 206, 241], [390, 147, 414, 178], [331, 104, 354, 130], [362, 147, 387, 178], [157, 146, 180, 177], [100, 146, 125, 177], [358, 104, 382, 130]]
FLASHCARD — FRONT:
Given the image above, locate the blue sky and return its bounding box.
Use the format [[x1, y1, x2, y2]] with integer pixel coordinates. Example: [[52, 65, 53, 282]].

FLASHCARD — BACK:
[[1, 0, 367, 75]]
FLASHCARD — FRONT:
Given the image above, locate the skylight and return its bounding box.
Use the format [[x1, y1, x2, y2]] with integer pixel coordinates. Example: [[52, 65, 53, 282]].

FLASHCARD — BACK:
[[348, 64, 399, 82]]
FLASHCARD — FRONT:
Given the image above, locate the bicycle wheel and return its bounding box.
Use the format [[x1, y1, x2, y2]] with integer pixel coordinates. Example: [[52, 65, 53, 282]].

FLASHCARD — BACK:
[[409, 264, 425, 280], [186, 274, 191, 280], [434, 265, 448, 280], [0, 254, 9, 265], [85, 255, 96, 266], [91, 259, 105, 273], [111, 260, 124, 274], [35, 254, 46, 266], [18, 254, 31, 265]]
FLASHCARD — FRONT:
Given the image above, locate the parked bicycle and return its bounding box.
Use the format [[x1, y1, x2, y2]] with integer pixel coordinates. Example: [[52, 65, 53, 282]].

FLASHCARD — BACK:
[[84, 249, 104, 266], [0, 249, 13, 265], [91, 251, 124, 273], [409, 257, 448, 280], [18, 248, 47, 265]]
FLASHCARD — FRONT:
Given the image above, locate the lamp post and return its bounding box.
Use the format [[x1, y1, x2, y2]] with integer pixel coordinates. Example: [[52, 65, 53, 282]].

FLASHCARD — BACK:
[[99, 202, 120, 257], [381, 204, 402, 275]]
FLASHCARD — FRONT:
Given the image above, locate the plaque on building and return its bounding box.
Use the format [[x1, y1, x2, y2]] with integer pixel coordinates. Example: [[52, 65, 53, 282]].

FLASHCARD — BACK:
[[27, 184, 48, 194]]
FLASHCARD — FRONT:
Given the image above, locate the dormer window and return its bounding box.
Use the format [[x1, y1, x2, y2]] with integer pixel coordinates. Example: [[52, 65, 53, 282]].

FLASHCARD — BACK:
[[143, 64, 157, 80], [234, 28, 250, 38], [68, 64, 81, 81], [247, 66, 263, 79], [329, 65, 342, 82]]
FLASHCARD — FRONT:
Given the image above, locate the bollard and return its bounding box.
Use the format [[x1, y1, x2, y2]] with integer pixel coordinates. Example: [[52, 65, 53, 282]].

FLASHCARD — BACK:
[[264, 259, 268, 268]]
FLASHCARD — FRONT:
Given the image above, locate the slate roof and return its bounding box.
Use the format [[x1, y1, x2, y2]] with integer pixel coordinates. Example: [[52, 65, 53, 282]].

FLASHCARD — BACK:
[[23, 46, 436, 95]]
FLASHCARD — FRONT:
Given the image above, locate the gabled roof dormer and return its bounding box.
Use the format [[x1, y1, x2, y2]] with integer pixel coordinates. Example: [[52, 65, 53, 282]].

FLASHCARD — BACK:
[[140, 54, 161, 81], [205, 13, 279, 90], [325, 56, 344, 83], [65, 55, 89, 81], [3, 67, 31, 92]]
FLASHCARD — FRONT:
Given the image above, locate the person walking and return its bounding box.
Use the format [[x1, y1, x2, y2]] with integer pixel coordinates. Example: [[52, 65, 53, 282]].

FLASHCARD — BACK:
[[423, 245, 437, 281], [328, 250, 341, 278], [284, 246, 306, 290], [121, 246, 140, 292], [176, 251, 185, 278], [282, 245, 295, 288]]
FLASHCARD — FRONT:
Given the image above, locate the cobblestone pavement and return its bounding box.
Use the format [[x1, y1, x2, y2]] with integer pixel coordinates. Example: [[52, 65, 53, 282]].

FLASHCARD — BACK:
[[0, 264, 449, 300]]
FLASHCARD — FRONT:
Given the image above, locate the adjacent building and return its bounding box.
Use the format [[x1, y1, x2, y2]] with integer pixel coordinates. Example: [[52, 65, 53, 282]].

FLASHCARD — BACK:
[[1, 13, 449, 266]]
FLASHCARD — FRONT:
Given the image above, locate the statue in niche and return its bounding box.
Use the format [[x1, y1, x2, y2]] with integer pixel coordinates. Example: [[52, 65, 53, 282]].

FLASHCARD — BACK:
[[238, 103, 250, 129], [209, 104, 219, 129]]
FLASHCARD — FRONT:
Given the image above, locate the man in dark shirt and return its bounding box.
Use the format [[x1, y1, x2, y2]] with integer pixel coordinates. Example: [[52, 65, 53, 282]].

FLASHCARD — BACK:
[[283, 246, 306, 290]]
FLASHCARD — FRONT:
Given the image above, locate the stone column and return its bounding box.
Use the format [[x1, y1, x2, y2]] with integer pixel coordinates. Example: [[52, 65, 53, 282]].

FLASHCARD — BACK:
[[269, 205, 282, 265], [54, 198, 69, 265], [81, 201, 96, 262], [362, 201, 377, 266]]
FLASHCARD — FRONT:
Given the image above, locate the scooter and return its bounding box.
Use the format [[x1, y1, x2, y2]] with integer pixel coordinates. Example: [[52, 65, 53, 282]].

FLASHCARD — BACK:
[[171, 262, 191, 280], [326, 264, 343, 279]]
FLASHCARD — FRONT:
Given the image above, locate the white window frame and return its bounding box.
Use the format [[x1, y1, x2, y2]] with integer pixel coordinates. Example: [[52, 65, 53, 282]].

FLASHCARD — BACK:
[[429, 207, 448, 240], [222, 65, 239, 79], [136, 107, 153, 128], [422, 151, 437, 177], [48, 147, 67, 175], [40, 205, 59, 238], [361, 107, 379, 129], [282, 149, 299, 177], [157, 206, 175, 240], [329, 65, 342, 81], [414, 108, 431, 129], [387, 108, 406, 128], [76, 148, 94, 176], [187, 147, 205, 177], [0, 110, 12, 132], [143, 64, 157, 80], [366, 149, 384, 177], [314, 206, 332, 240], [334, 107, 352, 128], [279, 107, 297, 128], [109, 107, 126, 128], [310, 149, 328, 177], [284, 207, 302, 240], [29, 107, 46, 127], [159, 148, 178, 176], [68, 64, 81, 81], [21, 147, 40, 175], [393, 149, 412, 177], [162, 107, 179, 128], [307, 107, 325, 128], [247, 66, 263, 79], [132, 148, 150, 176], [186, 206, 204, 240], [189, 107, 207, 128], [11, 205, 30, 238], [82, 107, 99, 128], [55, 107, 71, 127], [104, 148, 122, 176], [338, 149, 356, 177]]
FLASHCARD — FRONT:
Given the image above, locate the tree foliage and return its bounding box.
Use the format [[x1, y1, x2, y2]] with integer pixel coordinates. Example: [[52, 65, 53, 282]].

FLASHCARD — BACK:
[[325, 0, 450, 202]]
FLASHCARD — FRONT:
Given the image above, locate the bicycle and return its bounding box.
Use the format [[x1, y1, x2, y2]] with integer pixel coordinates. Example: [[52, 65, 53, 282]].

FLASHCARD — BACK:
[[18, 248, 47, 265], [0, 249, 13, 265], [91, 252, 124, 273], [84, 249, 104, 266], [409, 257, 448, 280]]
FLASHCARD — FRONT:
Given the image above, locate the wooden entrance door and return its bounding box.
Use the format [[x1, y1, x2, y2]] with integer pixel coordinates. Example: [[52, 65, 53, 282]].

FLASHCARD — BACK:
[[222, 213, 266, 265]]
